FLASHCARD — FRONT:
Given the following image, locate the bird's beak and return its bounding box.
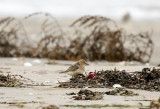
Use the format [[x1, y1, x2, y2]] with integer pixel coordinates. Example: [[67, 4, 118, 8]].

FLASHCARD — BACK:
[[85, 62, 89, 65]]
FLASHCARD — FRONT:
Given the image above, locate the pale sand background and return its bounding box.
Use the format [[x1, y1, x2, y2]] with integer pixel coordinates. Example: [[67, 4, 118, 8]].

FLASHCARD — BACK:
[[0, 58, 160, 109]]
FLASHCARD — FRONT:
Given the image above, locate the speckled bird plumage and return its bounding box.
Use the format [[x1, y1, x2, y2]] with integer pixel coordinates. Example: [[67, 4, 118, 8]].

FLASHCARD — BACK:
[[63, 59, 88, 76]]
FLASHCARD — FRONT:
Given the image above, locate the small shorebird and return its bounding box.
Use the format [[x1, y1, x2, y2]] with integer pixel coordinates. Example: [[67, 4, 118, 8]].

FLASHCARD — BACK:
[[61, 59, 89, 77]]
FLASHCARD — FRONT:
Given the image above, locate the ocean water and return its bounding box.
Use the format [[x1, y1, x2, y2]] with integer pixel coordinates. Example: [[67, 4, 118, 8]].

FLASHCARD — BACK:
[[0, 0, 160, 20]]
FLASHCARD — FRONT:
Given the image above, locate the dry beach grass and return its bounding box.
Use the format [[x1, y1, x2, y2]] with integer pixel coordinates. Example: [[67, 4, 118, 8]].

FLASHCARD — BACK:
[[0, 13, 154, 63]]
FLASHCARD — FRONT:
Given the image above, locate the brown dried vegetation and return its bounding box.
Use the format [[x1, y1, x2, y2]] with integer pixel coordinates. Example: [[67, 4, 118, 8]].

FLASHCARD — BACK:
[[24, 12, 66, 59], [41, 105, 59, 109], [58, 67, 160, 91], [72, 89, 103, 100], [0, 71, 38, 87], [0, 17, 29, 56], [69, 15, 153, 62], [0, 74, 22, 87], [150, 98, 160, 109], [0, 13, 153, 63], [105, 87, 139, 96]]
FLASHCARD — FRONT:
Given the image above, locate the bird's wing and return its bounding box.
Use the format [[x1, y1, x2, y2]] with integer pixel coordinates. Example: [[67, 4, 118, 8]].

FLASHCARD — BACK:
[[65, 63, 79, 72]]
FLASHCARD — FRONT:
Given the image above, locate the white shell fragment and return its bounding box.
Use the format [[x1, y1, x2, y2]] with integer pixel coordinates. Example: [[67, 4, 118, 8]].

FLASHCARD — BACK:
[[61, 80, 66, 82], [113, 84, 122, 88], [54, 81, 59, 84], [24, 62, 32, 67], [45, 81, 50, 83], [85, 87, 88, 89], [28, 93, 33, 95]]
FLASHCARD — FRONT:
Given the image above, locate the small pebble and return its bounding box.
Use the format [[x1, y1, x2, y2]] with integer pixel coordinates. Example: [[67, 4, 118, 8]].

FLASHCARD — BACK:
[[45, 81, 50, 83], [113, 84, 122, 88], [24, 62, 32, 67], [28, 93, 33, 95], [54, 81, 59, 84]]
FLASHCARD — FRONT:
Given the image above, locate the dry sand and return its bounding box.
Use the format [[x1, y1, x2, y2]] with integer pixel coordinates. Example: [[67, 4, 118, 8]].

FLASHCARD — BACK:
[[0, 58, 160, 109]]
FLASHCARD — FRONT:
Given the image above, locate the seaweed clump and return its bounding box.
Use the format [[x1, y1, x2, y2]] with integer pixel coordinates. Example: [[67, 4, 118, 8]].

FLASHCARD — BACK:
[[0, 14, 153, 63], [58, 68, 160, 91], [68, 15, 153, 63], [0, 17, 29, 57], [0, 71, 36, 87], [24, 12, 66, 59], [41, 105, 59, 109], [72, 89, 103, 100], [150, 98, 160, 109], [105, 87, 138, 96], [0, 74, 22, 87]]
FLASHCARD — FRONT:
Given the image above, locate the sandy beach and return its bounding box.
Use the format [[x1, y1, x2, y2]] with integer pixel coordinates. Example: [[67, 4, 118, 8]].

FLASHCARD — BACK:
[[0, 0, 160, 109], [0, 58, 160, 109]]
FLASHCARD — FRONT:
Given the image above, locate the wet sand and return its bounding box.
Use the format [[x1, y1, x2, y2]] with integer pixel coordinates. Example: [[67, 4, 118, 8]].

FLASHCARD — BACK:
[[0, 58, 160, 109]]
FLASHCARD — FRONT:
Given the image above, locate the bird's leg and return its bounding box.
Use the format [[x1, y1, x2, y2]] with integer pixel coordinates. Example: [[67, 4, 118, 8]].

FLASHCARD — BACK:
[[84, 70, 87, 76]]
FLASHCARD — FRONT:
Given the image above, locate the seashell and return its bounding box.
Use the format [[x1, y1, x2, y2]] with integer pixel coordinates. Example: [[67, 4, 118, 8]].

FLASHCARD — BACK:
[[24, 62, 32, 66], [113, 84, 122, 88]]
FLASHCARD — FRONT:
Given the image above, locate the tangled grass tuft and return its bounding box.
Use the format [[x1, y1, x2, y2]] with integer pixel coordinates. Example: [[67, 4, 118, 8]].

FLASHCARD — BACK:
[[0, 13, 153, 63]]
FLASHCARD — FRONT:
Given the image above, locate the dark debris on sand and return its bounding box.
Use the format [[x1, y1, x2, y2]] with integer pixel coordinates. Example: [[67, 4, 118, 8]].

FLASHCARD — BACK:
[[0, 71, 37, 87], [67, 88, 138, 100], [66, 92, 76, 95], [105, 87, 139, 96], [72, 89, 103, 100], [0, 74, 23, 87], [41, 105, 59, 109], [150, 98, 160, 109], [58, 68, 160, 91]]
